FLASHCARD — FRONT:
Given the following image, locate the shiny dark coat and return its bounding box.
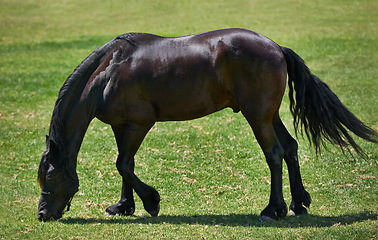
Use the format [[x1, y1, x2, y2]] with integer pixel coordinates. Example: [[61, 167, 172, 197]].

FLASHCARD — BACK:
[[37, 28, 377, 221]]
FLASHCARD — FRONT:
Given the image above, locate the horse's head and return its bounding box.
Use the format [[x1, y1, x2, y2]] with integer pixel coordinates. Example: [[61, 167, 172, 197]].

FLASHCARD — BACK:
[[37, 136, 79, 221]]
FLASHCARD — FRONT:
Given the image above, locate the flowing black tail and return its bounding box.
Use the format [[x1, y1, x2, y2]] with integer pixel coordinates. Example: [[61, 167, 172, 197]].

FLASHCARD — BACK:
[[281, 46, 377, 156]]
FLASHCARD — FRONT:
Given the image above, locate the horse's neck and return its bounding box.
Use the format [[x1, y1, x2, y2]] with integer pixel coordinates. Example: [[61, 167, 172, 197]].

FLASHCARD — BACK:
[[47, 38, 120, 169], [50, 90, 95, 160]]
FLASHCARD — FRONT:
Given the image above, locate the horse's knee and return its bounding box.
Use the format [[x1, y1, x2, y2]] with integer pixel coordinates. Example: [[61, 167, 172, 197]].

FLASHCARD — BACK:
[[116, 158, 134, 177]]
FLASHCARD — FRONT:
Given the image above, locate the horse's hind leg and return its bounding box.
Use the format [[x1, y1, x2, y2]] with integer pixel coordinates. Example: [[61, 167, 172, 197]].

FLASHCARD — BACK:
[[242, 111, 288, 220], [273, 116, 311, 215], [106, 123, 160, 217]]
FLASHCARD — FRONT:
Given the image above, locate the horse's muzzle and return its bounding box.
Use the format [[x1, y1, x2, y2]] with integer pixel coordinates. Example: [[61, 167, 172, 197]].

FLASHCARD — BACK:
[[37, 209, 62, 222]]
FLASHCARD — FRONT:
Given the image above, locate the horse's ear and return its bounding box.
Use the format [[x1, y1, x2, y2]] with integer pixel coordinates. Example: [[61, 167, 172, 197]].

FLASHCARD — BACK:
[[48, 138, 59, 162], [45, 135, 50, 151]]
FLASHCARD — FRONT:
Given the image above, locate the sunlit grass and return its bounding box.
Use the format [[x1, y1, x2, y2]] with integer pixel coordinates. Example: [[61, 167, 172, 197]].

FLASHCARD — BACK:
[[0, 0, 377, 239]]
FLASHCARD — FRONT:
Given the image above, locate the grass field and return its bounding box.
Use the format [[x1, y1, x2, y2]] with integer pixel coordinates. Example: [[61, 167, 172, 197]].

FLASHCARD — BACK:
[[0, 0, 377, 239]]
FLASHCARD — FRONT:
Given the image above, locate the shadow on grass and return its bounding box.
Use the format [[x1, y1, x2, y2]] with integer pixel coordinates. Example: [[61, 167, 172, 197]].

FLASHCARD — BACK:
[[60, 211, 377, 228]]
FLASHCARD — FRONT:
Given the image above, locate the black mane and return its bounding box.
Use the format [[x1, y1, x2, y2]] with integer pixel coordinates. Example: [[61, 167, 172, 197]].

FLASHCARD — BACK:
[[38, 35, 131, 188]]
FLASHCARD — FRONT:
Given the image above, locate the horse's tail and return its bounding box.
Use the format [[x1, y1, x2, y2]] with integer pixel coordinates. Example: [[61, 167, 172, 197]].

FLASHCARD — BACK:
[[280, 46, 377, 156]]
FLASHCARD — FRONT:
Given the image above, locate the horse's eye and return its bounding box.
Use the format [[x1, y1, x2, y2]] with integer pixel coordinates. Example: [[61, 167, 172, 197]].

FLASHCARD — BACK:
[[46, 168, 57, 183], [46, 173, 54, 182]]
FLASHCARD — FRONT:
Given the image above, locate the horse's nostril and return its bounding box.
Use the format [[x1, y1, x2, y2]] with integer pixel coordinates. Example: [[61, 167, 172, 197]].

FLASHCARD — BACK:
[[38, 211, 51, 222], [38, 213, 45, 222], [38, 212, 45, 221]]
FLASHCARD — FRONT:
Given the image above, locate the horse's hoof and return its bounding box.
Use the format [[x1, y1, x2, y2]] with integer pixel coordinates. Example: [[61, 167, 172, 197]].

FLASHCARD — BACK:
[[289, 200, 309, 215], [260, 201, 287, 221], [277, 202, 288, 218], [142, 187, 160, 217], [147, 202, 160, 217], [105, 207, 118, 216], [105, 202, 135, 216], [290, 206, 308, 215]]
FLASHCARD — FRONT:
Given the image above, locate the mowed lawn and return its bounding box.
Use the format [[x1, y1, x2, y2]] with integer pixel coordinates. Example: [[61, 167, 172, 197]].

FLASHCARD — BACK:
[[0, 0, 377, 239]]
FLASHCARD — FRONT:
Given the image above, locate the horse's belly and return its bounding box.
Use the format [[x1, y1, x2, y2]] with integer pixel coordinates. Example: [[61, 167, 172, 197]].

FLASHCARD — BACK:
[[154, 99, 226, 121], [148, 78, 235, 121]]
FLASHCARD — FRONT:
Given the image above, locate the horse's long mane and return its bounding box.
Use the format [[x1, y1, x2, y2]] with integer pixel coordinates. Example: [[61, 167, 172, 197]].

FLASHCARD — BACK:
[[49, 35, 135, 149], [39, 35, 133, 186]]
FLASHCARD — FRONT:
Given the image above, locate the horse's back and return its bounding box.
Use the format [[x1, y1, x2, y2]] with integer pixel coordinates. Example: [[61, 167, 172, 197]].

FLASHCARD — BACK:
[[95, 29, 286, 125]]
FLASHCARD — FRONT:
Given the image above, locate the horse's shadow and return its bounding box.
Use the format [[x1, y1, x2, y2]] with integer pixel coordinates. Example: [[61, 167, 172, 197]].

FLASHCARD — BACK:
[[60, 211, 376, 228]]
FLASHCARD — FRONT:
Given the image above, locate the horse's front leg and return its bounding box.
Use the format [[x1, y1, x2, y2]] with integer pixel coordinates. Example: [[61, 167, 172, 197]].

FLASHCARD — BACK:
[[107, 123, 160, 217], [116, 154, 160, 217], [106, 177, 135, 216], [106, 126, 136, 216]]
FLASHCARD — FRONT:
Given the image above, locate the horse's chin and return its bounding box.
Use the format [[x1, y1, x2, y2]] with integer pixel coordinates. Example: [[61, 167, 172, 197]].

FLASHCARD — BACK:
[[37, 209, 63, 222], [38, 214, 63, 222]]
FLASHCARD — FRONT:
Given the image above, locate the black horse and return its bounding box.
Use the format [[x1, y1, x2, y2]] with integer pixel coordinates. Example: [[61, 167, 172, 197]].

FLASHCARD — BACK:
[[37, 28, 377, 221]]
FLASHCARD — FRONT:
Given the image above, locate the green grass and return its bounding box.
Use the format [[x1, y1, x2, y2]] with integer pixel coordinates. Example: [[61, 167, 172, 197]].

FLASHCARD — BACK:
[[0, 0, 377, 239]]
